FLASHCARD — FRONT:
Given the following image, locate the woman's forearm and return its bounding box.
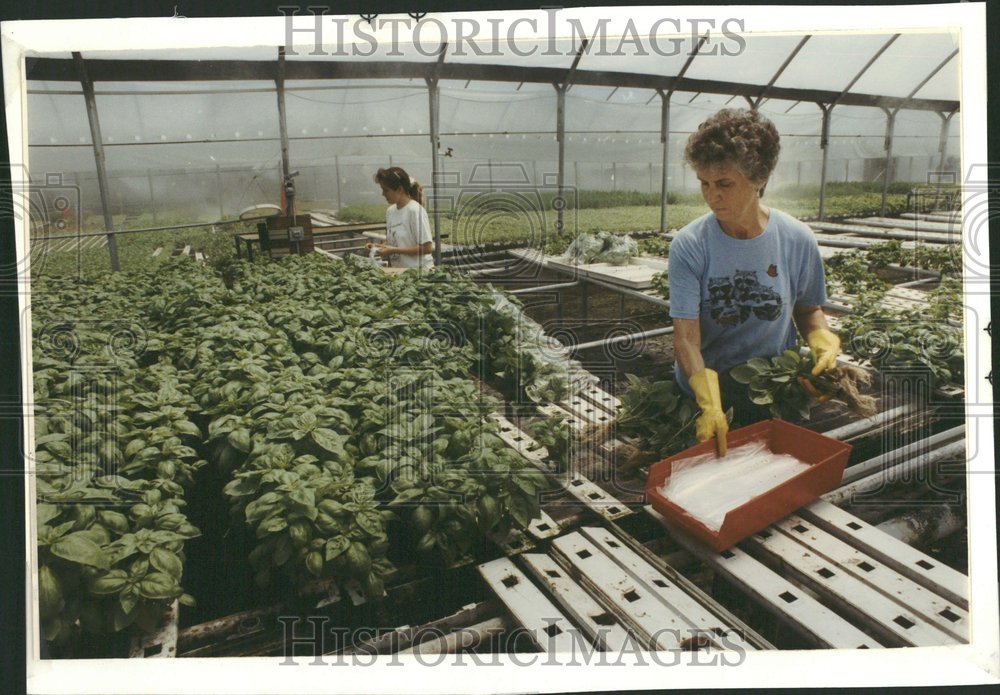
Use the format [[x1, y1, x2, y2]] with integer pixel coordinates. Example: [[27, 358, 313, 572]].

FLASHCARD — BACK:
[[385, 241, 433, 257], [793, 304, 829, 340], [672, 318, 706, 378]]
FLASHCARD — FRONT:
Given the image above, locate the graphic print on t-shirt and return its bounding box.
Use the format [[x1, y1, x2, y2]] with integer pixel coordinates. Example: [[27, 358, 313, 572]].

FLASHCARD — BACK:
[[708, 268, 783, 326]]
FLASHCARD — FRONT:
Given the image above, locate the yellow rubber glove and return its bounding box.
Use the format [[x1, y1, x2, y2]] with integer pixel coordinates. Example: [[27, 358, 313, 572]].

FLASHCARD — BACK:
[[689, 368, 728, 456], [807, 328, 841, 376]]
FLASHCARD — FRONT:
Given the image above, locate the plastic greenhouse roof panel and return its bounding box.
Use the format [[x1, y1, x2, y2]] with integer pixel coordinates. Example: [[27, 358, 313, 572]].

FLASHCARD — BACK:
[[846, 32, 959, 101], [564, 88, 660, 133], [91, 90, 280, 144], [284, 78, 423, 90], [771, 33, 908, 95], [575, 49, 695, 79], [439, 79, 555, 96], [682, 34, 816, 90], [27, 92, 93, 145], [284, 39, 441, 63], [443, 37, 586, 69], [912, 67, 962, 103]]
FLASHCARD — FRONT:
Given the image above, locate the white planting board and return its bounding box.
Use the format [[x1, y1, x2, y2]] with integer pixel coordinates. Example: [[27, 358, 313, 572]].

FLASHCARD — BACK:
[[746, 524, 964, 647], [552, 531, 752, 651], [845, 216, 959, 235], [521, 552, 635, 652], [799, 499, 969, 608], [129, 600, 179, 658], [767, 513, 968, 642], [478, 557, 586, 652], [645, 505, 881, 649], [580, 526, 758, 652]]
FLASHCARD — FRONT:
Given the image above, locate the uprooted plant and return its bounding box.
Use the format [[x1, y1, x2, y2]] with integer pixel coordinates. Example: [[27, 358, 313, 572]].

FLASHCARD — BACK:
[[730, 348, 877, 422]]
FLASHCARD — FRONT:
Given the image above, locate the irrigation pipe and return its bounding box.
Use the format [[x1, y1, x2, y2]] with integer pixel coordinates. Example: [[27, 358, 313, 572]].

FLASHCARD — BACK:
[[398, 617, 509, 655], [822, 439, 966, 506], [839, 424, 964, 485], [569, 325, 675, 352], [510, 281, 580, 295], [820, 402, 916, 441]]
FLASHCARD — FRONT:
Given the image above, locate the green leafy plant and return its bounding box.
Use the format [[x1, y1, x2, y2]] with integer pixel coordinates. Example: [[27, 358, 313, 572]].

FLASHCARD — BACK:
[[638, 236, 670, 258], [608, 374, 699, 469], [730, 348, 877, 421], [529, 415, 573, 471], [838, 284, 963, 389], [824, 251, 891, 295], [649, 271, 669, 301]]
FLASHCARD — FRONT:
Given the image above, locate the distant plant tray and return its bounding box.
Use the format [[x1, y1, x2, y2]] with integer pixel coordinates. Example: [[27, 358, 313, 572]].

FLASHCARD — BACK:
[[238, 204, 282, 220]]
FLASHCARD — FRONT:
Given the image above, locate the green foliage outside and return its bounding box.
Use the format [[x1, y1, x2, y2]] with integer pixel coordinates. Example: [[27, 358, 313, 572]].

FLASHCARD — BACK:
[[34, 182, 942, 276]]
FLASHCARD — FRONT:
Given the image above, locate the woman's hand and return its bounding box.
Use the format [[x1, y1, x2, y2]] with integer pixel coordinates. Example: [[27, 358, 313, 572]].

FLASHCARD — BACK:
[[793, 305, 839, 375]]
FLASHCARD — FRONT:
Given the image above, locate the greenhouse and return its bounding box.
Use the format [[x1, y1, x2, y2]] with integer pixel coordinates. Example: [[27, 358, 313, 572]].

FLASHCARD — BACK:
[[11, 8, 990, 685]]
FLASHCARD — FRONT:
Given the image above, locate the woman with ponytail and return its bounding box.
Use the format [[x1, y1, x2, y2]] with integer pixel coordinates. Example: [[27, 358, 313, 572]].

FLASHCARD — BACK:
[[366, 166, 434, 269]]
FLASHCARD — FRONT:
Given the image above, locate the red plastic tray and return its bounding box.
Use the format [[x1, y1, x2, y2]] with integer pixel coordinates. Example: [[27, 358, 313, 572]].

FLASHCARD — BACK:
[[645, 419, 851, 551]]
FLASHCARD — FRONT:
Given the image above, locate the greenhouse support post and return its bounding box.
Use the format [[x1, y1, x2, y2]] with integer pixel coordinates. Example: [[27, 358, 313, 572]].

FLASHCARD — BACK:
[[818, 103, 832, 221], [935, 111, 956, 205], [276, 47, 292, 219], [937, 111, 955, 172], [882, 47, 958, 215], [146, 170, 157, 225], [427, 79, 441, 264], [656, 35, 704, 233], [555, 83, 566, 237], [555, 40, 587, 240], [426, 43, 447, 265], [824, 34, 899, 221], [73, 51, 119, 271], [879, 106, 896, 217], [334, 155, 342, 211], [216, 164, 224, 220], [658, 90, 671, 234]]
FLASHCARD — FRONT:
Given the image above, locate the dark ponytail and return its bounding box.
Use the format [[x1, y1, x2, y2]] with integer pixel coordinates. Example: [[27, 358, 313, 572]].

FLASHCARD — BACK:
[[374, 166, 423, 206]]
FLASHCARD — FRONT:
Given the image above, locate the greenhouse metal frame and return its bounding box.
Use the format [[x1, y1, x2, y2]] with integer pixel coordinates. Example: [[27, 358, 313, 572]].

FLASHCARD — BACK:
[[25, 29, 960, 269]]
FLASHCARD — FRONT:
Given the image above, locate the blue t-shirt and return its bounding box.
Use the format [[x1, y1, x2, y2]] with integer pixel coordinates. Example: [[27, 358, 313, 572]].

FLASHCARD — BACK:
[[668, 208, 827, 395]]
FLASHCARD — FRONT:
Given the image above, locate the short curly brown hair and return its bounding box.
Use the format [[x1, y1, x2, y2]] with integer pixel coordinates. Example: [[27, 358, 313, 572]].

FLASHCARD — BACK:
[[685, 108, 781, 196]]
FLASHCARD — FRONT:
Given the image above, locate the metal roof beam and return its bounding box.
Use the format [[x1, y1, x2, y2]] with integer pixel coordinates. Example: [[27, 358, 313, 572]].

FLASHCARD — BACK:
[[25, 56, 959, 113], [895, 48, 958, 112], [561, 39, 590, 92], [754, 35, 811, 108], [832, 34, 900, 105], [667, 33, 708, 98]]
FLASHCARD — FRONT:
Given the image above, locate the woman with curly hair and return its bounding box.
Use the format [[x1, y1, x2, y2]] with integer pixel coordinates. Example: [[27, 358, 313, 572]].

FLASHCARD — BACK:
[[668, 108, 840, 453], [366, 166, 434, 269]]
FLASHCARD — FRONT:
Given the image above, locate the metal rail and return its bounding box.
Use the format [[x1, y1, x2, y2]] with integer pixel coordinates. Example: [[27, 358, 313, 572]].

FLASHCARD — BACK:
[[840, 425, 964, 485], [569, 325, 675, 352]]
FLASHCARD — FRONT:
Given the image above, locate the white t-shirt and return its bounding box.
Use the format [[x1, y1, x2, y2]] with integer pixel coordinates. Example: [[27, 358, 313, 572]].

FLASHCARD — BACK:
[[385, 200, 434, 269]]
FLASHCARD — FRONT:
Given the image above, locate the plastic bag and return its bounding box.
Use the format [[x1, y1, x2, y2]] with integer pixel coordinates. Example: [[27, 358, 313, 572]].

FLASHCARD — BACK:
[[596, 234, 638, 265], [656, 441, 810, 532], [490, 290, 596, 404], [563, 232, 607, 264], [563, 232, 638, 265], [366, 245, 386, 267]]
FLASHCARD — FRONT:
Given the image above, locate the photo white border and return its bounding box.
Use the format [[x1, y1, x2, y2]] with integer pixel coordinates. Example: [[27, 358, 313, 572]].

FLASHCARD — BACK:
[[4, 4, 996, 692]]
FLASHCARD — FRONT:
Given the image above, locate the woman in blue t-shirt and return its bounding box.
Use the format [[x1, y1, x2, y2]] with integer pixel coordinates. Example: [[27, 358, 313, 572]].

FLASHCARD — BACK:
[[668, 108, 840, 453]]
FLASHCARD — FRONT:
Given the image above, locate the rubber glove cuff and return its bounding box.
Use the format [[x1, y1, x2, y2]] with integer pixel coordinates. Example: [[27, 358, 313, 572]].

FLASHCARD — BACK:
[[689, 368, 728, 447]]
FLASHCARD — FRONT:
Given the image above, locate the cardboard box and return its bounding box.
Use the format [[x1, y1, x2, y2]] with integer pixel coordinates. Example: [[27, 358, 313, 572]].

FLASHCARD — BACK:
[[645, 419, 851, 551]]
